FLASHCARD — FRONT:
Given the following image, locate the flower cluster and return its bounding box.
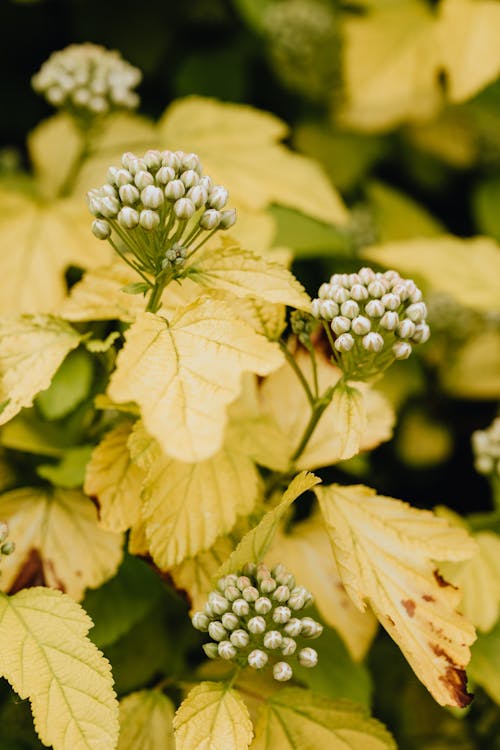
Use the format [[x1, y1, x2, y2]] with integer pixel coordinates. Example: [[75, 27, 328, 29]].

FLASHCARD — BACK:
[[311, 267, 429, 379], [472, 417, 500, 478], [263, 0, 340, 103], [0, 522, 14, 563], [32, 43, 141, 119], [88, 150, 236, 277], [191, 562, 322, 682]]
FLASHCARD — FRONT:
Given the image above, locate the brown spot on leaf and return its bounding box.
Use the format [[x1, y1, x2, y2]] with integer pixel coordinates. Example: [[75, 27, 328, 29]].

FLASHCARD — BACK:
[[433, 569, 457, 590], [45, 559, 66, 593], [422, 594, 435, 602], [386, 615, 395, 627], [402, 599, 416, 617], [440, 666, 473, 708], [8, 549, 45, 594]]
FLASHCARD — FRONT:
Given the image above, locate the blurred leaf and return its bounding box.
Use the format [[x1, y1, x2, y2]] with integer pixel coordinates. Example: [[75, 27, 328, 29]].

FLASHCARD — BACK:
[[472, 175, 500, 241], [396, 410, 453, 468], [441, 330, 500, 399], [37, 445, 94, 487], [118, 690, 175, 750], [468, 621, 500, 703], [269, 206, 351, 258], [83, 555, 165, 648], [174, 46, 247, 102], [232, 0, 275, 32], [36, 348, 94, 421], [367, 181, 444, 242]]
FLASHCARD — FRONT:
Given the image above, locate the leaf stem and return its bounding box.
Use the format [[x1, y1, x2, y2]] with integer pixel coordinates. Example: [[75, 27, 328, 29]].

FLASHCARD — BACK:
[[279, 341, 314, 406], [58, 125, 95, 198], [290, 384, 336, 463]]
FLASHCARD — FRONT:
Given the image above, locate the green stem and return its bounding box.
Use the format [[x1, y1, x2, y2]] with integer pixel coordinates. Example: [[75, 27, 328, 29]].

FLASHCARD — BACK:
[[146, 275, 169, 313], [108, 238, 152, 285], [58, 127, 94, 198], [279, 341, 314, 407], [290, 387, 335, 463]]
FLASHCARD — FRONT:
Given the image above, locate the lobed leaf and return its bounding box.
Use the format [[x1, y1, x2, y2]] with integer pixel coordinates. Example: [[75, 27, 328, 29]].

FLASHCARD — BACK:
[[118, 690, 175, 750], [0, 587, 119, 750]]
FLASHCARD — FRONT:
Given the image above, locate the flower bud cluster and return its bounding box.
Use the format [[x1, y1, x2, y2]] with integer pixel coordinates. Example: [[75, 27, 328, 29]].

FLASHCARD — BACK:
[[263, 0, 340, 103], [0, 522, 14, 563], [311, 267, 429, 379], [290, 310, 316, 347], [472, 417, 500, 478], [88, 150, 236, 276], [32, 44, 141, 120], [192, 562, 322, 681]]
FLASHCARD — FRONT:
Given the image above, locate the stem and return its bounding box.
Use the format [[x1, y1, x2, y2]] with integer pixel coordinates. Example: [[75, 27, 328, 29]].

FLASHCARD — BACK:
[[290, 390, 334, 463], [58, 126, 94, 198], [108, 238, 152, 285], [279, 341, 314, 407], [146, 275, 169, 313]]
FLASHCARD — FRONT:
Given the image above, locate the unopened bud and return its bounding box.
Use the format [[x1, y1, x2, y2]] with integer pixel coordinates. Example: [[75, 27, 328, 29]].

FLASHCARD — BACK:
[[273, 662, 293, 681], [92, 219, 111, 239], [139, 210, 160, 231], [334, 333, 355, 352], [208, 186, 229, 210], [174, 197, 195, 220], [248, 616, 266, 634], [203, 643, 219, 659], [362, 332, 384, 352], [118, 207, 139, 229], [141, 185, 164, 209], [272, 606, 291, 624], [221, 612, 239, 630], [218, 640, 237, 660], [219, 209, 237, 229], [192, 612, 210, 631], [200, 209, 221, 230], [263, 630, 283, 649], [298, 647, 318, 667], [230, 629, 250, 648], [248, 649, 268, 669], [208, 621, 227, 642]]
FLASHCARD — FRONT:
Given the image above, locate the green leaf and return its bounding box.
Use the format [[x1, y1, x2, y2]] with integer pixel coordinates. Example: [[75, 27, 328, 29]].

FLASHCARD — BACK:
[[269, 205, 351, 258], [121, 283, 150, 296], [35, 347, 94, 421], [0, 588, 119, 750], [367, 181, 443, 242], [251, 687, 396, 749], [472, 175, 500, 241], [468, 621, 500, 703], [215, 471, 321, 578], [37, 445, 94, 488], [118, 690, 175, 750], [82, 555, 165, 648], [173, 682, 253, 750]]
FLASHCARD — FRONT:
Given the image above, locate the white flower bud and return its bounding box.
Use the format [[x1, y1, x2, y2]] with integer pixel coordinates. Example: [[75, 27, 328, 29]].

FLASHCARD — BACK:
[[475, 455, 494, 474], [199, 175, 213, 192], [156, 166, 176, 185], [141, 185, 164, 209], [365, 299, 385, 318], [248, 649, 268, 669], [181, 169, 200, 189], [118, 184, 139, 205], [203, 643, 219, 659], [182, 152, 202, 173], [411, 323, 430, 344], [230, 629, 250, 648], [310, 299, 321, 318], [191, 612, 210, 631], [91, 219, 111, 239], [224, 586, 241, 602], [318, 300, 339, 320], [242, 586, 259, 602], [237, 576, 252, 591], [121, 152, 136, 169], [219, 209, 237, 229], [263, 631, 283, 650], [288, 592, 306, 611], [406, 302, 427, 323], [273, 662, 293, 681], [332, 287, 350, 304], [272, 606, 291, 624], [221, 612, 239, 630], [281, 637, 297, 656], [255, 596, 272, 615], [301, 618, 323, 639], [89, 96, 107, 114], [362, 332, 384, 352], [218, 640, 237, 660], [397, 319, 416, 339], [284, 618, 302, 637], [208, 186, 229, 210], [275, 571, 295, 588], [88, 196, 103, 216], [392, 341, 412, 360], [334, 333, 355, 352], [219, 574, 238, 590], [100, 196, 120, 218], [200, 209, 221, 230], [118, 207, 139, 229], [248, 616, 266, 634], [232, 599, 250, 617], [368, 280, 386, 298], [174, 198, 196, 220], [298, 647, 318, 667], [242, 562, 257, 577], [129, 158, 147, 175], [350, 284, 369, 301], [380, 311, 399, 331], [204, 602, 215, 618], [186, 185, 207, 209], [318, 282, 332, 299], [134, 170, 154, 190], [273, 585, 290, 603], [143, 149, 162, 170], [331, 316, 351, 335], [208, 621, 227, 642], [351, 315, 371, 335], [260, 578, 277, 594], [358, 267, 375, 284], [72, 88, 90, 106], [114, 168, 133, 186], [139, 210, 160, 231], [290, 587, 313, 607], [256, 564, 271, 581], [341, 300, 360, 319], [381, 293, 401, 311], [208, 591, 230, 615]]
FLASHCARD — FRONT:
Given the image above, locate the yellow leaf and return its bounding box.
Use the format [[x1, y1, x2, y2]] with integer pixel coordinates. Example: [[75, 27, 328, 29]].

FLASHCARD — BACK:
[[27, 113, 81, 200], [396, 409, 453, 468], [0, 587, 118, 750], [441, 330, 500, 399], [173, 681, 253, 750], [0, 315, 80, 425], [84, 421, 145, 532], [441, 531, 500, 633], [108, 299, 283, 462], [159, 96, 347, 225], [118, 690, 175, 750], [211, 290, 287, 341], [363, 235, 500, 313], [316, 483, 477, 707], [170, 535, 235, 612], [141, 430, 259, 568], [438, 0, 500, 103], [187, 242, 310, 310], [259, 349, 394, 470], [216, 472, 321, 578], [0, 487, 123, 601], [0, 190, 109, 314], [251, 688, 396, 750], [223, 210, 276, 254], [339, 1, 441, 132], [266, 515, 378, 661], [61, 262, 146, 322]]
